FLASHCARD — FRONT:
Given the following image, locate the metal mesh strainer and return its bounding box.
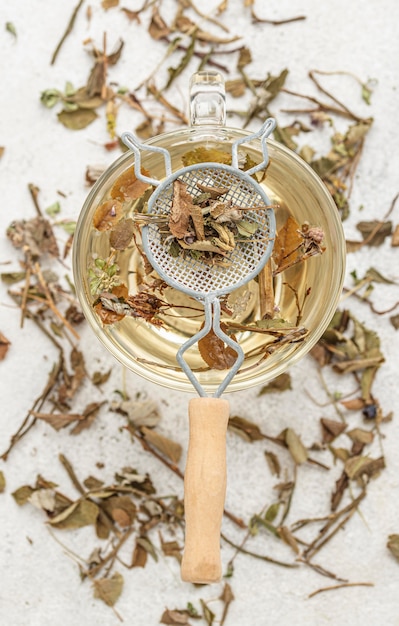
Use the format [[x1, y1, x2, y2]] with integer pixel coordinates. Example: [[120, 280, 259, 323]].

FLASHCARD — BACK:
[[122, 118, 276, 398], [122, 118, 276, 584]]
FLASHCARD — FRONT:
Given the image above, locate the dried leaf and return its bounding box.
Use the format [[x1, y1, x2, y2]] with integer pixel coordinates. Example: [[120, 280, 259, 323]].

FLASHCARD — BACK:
[[92, 199, 123, 231], [132, 539, 148, 568], [7, 216, 59, 258], [102, 495, 136, 527], [320, 418, 346, 443], [346, 428, 374, 445], [283, 428, 308, 464], [344, 455, 385, 480], [228, 415, 264, 442], [110, 165, 151, 201], [200, 599, 215, 626], [272, 216, 302, 271], [391, 224, 399, 246], [390, 314, 399, 330], [112, 399, 161, 428], [93, 572, 124, 607], [149, 7, 170, 39], [58, 108, 98, 130], [0, 331, 11, 360], [12, 485, 35, 506], [387, 535, 399, 561], [48, 498, 99, 529], [182, 147, 231, 167], [264, 450, 281, 476], [160, 609, 191, 625], [109, 218, 135, 250], [169, 180, 194, 239], [278, 526, 300, 554], [141, 426, 182, 463], [356, 220, 392, 246], [340, 398, 366, 411], [258, 372, 291, 394], [0, 471, 6, 493], [198, 323, 237, 370], [102, 0, 119, 9]]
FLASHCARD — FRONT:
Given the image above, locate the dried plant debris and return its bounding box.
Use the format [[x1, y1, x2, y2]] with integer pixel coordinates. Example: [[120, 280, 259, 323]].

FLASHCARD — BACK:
[[2, 0, 398, 620]]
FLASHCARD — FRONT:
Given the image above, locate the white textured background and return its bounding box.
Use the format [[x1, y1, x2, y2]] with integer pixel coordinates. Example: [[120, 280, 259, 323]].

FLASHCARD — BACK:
[[1, 1, 399, 625]]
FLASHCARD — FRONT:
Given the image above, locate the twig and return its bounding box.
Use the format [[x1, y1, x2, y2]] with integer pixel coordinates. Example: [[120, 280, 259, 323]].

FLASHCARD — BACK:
[[221, 533, 298, 568], [51, 0, 85, 65], [308, 581, 374, 599]]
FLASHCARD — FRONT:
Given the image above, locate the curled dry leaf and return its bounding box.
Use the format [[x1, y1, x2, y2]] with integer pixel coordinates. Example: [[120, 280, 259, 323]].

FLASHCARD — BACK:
[[387, 535, 399, 561], [198, 323, 238, 370]]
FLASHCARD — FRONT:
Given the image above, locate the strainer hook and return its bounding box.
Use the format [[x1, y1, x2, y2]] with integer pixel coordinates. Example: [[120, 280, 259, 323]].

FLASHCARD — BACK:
[[231, 117, 276, 176], [121, 131, 172, 186], [176, 296, 245, 399]]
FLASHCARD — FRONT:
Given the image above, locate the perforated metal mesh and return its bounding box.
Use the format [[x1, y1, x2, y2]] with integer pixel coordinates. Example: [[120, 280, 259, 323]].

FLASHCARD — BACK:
[[144, 165, 274, 297]]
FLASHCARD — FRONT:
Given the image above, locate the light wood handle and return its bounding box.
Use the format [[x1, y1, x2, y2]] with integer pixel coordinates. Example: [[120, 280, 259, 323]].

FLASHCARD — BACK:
[[181, 397, 229, 584]]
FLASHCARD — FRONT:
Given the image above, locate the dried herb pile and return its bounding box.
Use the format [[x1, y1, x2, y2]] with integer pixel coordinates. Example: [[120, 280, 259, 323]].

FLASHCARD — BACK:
[[1, 0, 399, 623]]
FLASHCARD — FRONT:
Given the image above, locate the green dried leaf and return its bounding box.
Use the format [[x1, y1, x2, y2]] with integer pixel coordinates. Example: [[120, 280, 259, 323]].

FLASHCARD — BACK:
[[284, 428, 308, 464], [48, 498, 99, 529], [93, 572, 124, 607], [0, 471, 5, 493], [57, 108, 98, 130], [45, 202, 61, 217], [6, 21, 17, 38], [1, 271, 26, 284], [200, 599, 215, 626], [12, 485, 35, 505], [166, 34, 196, 89]]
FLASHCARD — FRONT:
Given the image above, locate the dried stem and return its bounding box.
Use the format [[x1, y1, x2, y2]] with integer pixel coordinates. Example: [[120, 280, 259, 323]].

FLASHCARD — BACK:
[[51, 0, 85, 65], [308, 581, 374, 599]]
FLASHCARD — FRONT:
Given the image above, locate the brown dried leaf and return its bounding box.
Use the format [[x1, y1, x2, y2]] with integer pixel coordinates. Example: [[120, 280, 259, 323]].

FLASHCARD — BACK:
[[112, 399, 161, 428], [228, 415, 264, 442], [109, 218, 135, 250], [7, 216, 59, 258], [387, 535, 399, 561], [141, 426, 182, 464], [110, 165, 151, 201], [264, 450, 281, 476], [32, 411, 83, 431], [169, 180, 193, 239], [0, 331, 11, 360], [340, 397, 366, 411], [344, 455, 385, 480], [320, 418, 346, 443], [346, 428, 374, 445], [70, 401, 103, 435], [390, 314, 399, 330], [278, 525, 300, 554], [258, 372, 292, 395], [102, 495, 136, 527], [93, 572, 124, 607], [93, 199, 123, 231], [149, 6, 170, 39], [132, 539, 148, 568], [94, 300, 125, 325], [356, 220, 392, 246], [392, 224, 399, 246], [102, 0, 119, 8], [272, 216, 302, 271], [160, 609, 191, 625], [198, 323, 237, 370]]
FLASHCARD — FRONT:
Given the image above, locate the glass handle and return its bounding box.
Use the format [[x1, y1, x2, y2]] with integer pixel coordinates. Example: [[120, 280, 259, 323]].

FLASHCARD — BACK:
[[189, 71, 226, 127]]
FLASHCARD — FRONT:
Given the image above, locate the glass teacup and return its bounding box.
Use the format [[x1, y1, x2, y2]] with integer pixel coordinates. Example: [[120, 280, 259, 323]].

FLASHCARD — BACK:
[[73, 71, 345, 395]]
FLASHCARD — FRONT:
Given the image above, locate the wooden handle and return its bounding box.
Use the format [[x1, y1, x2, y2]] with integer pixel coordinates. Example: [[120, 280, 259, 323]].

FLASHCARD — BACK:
[[181, 397, 229, 584]]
